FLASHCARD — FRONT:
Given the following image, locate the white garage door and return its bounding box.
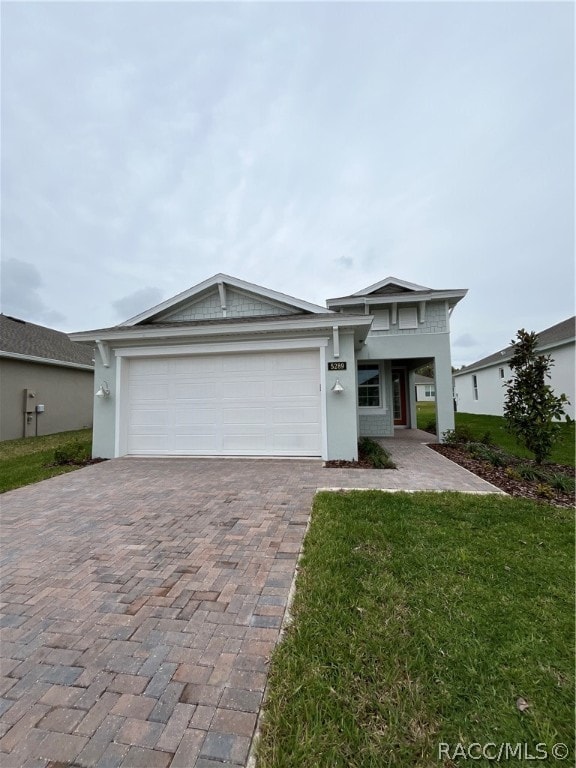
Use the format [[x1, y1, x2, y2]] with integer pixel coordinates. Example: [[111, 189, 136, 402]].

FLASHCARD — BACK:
[[126, 350, 322, 456]]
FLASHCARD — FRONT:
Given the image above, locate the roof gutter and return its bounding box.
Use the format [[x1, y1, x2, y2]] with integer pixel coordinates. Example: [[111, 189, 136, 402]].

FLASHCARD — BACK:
[[0, 350, 94, 371]]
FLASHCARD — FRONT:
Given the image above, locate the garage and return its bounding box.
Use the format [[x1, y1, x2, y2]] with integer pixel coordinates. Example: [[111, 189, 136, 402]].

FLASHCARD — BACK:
[[125, 349, 322, 456]]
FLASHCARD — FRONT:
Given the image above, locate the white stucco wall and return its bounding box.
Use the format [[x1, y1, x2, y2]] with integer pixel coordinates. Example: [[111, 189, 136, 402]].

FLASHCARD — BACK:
[[454, 341, 574, 420]]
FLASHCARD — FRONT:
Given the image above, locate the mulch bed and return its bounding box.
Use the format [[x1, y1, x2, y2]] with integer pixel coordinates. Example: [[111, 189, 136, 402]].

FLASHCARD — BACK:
[[429, 443, 575, 508]]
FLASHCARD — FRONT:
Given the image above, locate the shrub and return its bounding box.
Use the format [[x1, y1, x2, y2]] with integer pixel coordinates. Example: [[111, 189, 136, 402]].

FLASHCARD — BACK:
[[535, 483, 555, 500], [468, 443, 510, 467], [546, 474, 575, 493], [442, 425, 475, 445], [358, 438, 397, 469], [53, 440, 91, 466], [516, 464, 549, 483], [504, 329, 571, 463], [480, 431, 494, 445]]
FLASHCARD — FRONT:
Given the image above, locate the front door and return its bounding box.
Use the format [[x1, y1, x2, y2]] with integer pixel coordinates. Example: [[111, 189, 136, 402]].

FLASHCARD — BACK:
[[392, 369, 408, 426]]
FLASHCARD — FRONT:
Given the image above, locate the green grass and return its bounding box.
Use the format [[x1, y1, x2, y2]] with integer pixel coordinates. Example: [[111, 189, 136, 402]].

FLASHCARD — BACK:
[[258, 491, 574, 768], [0, 429, 93, 493], [416, 403, 575, 466]]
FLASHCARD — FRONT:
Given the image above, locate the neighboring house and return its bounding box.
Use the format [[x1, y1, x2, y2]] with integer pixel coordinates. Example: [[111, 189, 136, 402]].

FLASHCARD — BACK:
[[0, 315, 94, 441], [415, 374, 435, 401], [70, 274, 467, 461], [453, 316, 575, 420]]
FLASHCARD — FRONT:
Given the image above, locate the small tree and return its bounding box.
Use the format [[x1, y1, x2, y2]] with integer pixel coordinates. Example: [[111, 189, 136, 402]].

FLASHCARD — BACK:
[[503, 329, 570, 464]]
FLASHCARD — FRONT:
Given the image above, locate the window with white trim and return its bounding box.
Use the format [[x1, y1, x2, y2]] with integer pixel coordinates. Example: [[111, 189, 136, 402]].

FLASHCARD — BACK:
[[424, 384, 435, 397], [472, 374, 479, 400], [358, 364, 381, 407], [499, 367, 505, 379]]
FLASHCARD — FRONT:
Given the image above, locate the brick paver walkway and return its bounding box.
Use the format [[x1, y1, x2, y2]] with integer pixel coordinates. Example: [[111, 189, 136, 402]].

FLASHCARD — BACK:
[[0, 438, 500, 767]]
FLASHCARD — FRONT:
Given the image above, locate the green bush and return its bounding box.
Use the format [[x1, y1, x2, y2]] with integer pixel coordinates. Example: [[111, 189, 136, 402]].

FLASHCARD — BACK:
[[358, 438, 397, 469], [442, 425, 475, 445], [546, 473, 575, 493], [480, 431, 494, 445], [468, 442, 510, 467], [516, 464, 549, 483], [53, 440, 91, 466]]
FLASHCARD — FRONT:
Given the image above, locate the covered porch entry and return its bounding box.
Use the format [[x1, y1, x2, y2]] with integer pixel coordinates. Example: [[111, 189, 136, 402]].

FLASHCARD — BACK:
[[357, 355, 453, 442]]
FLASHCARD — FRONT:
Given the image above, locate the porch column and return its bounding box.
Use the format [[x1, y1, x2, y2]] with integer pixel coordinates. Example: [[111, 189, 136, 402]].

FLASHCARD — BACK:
[[434, 350, 455, 441]]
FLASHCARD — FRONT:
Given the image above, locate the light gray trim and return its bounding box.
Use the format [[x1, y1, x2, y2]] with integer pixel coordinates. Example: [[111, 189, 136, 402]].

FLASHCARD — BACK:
[[122, 273, 329, 325], [0, 350, 94, 371], [351, 276, 429, 295], [326, 289, 467, 308], [70, 314, 373, 343]]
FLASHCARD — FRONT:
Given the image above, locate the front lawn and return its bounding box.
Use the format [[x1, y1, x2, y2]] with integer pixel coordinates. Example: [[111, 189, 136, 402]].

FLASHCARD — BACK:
[[258, 491, 574, 767], [416, 403, 574, 466], [0, 429, 93, 493]]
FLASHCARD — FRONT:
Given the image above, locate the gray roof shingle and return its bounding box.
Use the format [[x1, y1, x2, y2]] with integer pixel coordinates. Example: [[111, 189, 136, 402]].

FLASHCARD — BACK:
[[0, 315, 94, 367], [455, 316, 575, 375]]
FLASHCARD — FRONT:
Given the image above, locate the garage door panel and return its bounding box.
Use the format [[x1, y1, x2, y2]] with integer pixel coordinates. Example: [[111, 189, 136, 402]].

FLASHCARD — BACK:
[[172, 434, 219, 451], [175, 408, 219, 427], [127, 434, 170, 452], [129, 382, 170, 400], [126, 350, 321, 456], [223, 434, 268, 452], [221, 355, 267, 373], [172, 382, 221, 400], [272, 406, 319, 424], [131, 360, 170, 375], [222, 407, 267, 425], [271, 380, 319, 397], [129, 409, 169, 427], [221, 381, 266, 400], [273, 434, 321, 453]]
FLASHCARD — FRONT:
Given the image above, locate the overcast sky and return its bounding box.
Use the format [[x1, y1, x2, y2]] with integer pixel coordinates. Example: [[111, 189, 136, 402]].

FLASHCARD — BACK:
[[1, 1, 573, 366]]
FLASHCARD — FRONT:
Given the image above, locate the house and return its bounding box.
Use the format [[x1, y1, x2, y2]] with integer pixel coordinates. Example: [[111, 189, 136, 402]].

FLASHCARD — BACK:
[[0, 314, 94, 441], [415, 374, 435, 402], [70, 274, 467, 460], [453, 316, 575, 420]]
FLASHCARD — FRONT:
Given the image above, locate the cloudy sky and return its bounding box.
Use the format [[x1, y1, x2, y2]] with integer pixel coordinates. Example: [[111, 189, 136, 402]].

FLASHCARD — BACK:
[[1, 1, 573, 366]]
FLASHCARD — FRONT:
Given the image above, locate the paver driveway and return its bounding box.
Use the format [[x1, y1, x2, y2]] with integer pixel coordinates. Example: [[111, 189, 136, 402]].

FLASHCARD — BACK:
[[0, 444, 500, 767]]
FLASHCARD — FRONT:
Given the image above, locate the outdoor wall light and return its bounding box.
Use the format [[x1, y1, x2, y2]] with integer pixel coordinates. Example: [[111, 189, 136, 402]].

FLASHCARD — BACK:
[[331, 379, 344, 394], [96, 381, 111, 399]]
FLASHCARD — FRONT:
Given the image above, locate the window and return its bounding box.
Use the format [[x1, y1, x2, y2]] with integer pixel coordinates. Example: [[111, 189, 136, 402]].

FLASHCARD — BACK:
[[472, 374, 479, 400], [358, 364, 381, 407], [424, 384, 435, 397], [371, 311, 390, 331], [398, 307, 418, 329], [499, 367, 505, 379]]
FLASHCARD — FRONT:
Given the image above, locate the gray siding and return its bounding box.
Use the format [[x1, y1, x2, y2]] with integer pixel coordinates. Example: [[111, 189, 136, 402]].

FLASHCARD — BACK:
[[369, 301, 447, 336], [160, 289, 300, 322], [0, 358, 93, 441]]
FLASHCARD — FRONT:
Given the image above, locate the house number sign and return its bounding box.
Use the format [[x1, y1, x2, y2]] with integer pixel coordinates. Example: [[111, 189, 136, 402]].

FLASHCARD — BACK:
[[328, 362, 347, 371]]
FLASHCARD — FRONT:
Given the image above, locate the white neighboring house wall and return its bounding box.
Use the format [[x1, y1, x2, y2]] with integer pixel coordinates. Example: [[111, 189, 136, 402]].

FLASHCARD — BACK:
[[415, 380, 436, 402], [454, 341, 575, 420]]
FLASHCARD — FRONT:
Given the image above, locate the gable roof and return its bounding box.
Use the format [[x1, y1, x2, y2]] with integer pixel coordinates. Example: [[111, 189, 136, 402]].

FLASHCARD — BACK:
[[123, 274, 329, 326], [0, 315, 94, 369], [415, 374, 435, 385], [352, 276, 430, 296], [454, 316, 576, 377], [326, 276, 467, 308]]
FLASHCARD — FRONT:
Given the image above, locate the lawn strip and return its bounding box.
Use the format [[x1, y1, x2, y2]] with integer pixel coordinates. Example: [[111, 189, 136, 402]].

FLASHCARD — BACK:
[[257, 491, 574, 768], [0, 429, 93, 492]]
